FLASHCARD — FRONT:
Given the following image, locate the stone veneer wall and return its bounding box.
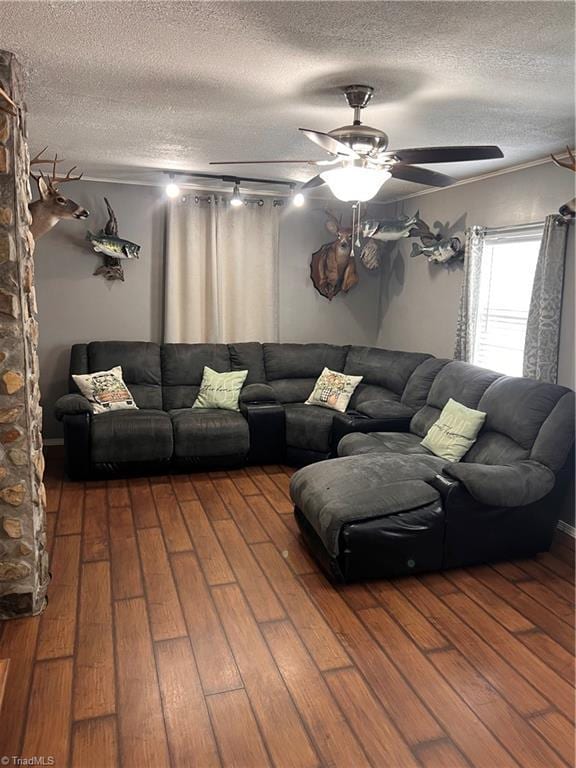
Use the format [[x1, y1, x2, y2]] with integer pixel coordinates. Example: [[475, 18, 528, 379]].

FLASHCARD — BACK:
[[0, 51, 48, 618]]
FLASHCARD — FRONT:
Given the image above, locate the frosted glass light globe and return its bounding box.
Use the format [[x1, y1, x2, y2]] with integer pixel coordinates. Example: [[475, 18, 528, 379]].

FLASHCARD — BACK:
[[320, 167, 391, 202]]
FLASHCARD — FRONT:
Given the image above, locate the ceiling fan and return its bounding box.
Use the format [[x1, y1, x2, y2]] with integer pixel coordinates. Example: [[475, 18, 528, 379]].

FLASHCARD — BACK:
[[210, 84, 504, 202]]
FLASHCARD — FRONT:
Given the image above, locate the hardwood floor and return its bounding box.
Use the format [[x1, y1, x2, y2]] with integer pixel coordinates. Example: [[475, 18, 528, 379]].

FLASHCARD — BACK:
[[0, 456, 574, 767]]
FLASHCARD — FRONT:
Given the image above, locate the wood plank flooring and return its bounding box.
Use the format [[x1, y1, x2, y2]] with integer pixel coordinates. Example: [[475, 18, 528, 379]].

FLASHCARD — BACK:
[[0, 456, 574, 768]]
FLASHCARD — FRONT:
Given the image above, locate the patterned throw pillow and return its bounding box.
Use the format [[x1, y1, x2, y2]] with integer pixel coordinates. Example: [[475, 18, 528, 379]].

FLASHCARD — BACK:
[[305, 367, 363, 413], [72, 366, 138, 414], [421, 397, 486, 461], [192, 366, 248, 411]]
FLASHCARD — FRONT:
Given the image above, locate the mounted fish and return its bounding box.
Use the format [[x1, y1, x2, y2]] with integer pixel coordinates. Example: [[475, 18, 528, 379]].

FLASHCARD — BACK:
[[410, 218, 464, 265], [361, 211, 421, 242], [359, 211, 420, 270], [88, 198, 141, 281], [310, 211, 358, 300]]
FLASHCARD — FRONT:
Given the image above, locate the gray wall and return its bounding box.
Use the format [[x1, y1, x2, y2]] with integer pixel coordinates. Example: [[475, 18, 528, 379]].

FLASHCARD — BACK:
[[376, 161, 575, 390], [35, 180, 165, 439]]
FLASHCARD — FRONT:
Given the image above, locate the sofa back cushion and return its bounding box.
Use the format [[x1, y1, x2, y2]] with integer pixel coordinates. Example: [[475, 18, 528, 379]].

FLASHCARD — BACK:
[[228, 342, 266, 385], [465, 377, 573, 467], [162, 343, 230, 410], [401, 358, 451, 410], [345, 347, 431, 394], [71, 341, 163, 410], [411, 361, 502, 437], [263, 343, 347, 381], [268, 378, 317, 404]]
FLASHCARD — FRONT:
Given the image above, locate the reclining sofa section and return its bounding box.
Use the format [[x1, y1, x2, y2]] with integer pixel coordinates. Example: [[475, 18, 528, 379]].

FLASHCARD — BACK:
[[54, 340, 442, 478], [291, 361, 575, 581]]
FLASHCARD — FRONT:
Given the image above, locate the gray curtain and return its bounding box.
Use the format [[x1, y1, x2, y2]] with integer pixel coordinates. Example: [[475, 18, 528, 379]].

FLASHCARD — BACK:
[[454, 226, 484, 361], [523, 215, 568, 383]]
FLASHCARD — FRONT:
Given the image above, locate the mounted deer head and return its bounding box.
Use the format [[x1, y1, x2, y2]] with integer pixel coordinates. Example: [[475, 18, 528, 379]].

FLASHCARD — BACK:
[[28, 147, 89, 240], [310, 210, 358, 300], [551, 147, 575, 219]]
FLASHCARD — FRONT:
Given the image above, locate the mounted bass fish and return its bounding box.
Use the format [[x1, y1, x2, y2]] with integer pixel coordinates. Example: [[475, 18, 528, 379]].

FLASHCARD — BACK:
[[410, 218, 464, 265], [361, 211, 420, 242], [359, 211, 420, 270], [88, 198, 141, 281]]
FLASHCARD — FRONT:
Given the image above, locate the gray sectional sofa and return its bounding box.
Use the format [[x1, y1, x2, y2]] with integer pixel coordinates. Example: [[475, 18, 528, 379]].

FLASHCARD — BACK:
[[54, 340, 443, 475], [54, 340, 575, 581]]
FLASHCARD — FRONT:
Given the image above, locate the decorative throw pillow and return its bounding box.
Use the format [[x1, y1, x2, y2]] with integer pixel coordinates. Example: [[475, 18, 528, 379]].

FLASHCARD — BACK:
[[305, 367, 363, 413], [421, 397, 486, 462], [72, 366, 138, 414], [192, 366, 248, 411]]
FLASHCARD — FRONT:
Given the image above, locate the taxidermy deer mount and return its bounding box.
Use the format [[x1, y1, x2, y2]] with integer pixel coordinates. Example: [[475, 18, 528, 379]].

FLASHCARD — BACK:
[[28, 147, 89, 240], [551, 147, 575, 219], [0, 84, 18, 116], [311, 211, 359, 300]]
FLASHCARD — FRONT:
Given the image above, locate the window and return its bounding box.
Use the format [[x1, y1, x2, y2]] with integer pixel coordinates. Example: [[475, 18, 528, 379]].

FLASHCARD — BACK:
[[471, 225, 544, 376]]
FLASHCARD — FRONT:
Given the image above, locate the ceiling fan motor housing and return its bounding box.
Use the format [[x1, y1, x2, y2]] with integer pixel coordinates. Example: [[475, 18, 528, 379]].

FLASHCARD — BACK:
[[329, 124, 390, 157], [332, 85, 389, 156]]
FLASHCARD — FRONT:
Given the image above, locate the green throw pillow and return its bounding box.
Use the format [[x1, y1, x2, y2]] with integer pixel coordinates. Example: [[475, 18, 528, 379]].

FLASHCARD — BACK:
[[192, 366, 248, 411], [421, 397, 486, 462]]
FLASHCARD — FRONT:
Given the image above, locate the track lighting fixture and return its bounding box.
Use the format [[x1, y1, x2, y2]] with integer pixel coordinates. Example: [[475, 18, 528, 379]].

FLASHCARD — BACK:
[[165, 174, 181, 199], [290, 185, 305, 207], [230, 181, 243, 207]]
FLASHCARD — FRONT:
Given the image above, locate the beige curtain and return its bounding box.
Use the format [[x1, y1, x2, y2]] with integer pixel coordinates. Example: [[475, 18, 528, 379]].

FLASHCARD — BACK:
[[164, 195, 280, 342]]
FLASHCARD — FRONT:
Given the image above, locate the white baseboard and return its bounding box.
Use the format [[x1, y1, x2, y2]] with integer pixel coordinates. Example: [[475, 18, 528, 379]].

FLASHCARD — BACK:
[[557, 520, 576, 538], [43, 438, 64, 446]]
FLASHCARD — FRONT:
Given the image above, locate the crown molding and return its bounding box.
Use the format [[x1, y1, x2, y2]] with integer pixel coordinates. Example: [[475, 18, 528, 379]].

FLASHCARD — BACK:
[[78, 150, 572, 205]]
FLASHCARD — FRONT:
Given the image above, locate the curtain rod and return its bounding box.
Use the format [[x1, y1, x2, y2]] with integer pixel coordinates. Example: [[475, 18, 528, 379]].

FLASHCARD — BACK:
[[482, 221, 545, 234]]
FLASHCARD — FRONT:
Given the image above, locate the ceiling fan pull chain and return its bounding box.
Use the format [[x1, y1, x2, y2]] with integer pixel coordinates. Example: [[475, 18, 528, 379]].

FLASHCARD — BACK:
[[356, 201, 362, 247]]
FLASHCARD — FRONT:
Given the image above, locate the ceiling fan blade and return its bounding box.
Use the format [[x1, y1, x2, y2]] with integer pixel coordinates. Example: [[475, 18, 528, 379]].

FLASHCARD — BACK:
[[390, 164, 455, 187], [300, 175, 327, 191], [392, 146, 504, 164], [209, 159, 323, 165], [299, 129, 359, 159]]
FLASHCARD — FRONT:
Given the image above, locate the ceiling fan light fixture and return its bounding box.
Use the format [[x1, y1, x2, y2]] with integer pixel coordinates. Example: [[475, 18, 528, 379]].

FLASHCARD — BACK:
[[320, 166, 391, 202]]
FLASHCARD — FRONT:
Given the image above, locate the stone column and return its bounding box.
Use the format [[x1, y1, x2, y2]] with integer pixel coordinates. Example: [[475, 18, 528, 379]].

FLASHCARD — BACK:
[[0, 50, 48, 618]]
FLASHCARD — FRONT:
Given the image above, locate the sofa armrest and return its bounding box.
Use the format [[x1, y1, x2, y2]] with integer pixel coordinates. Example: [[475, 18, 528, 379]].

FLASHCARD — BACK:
[[240, 400, 285, 464], [62, 412, 92, 480], [239, 383, 278, 404], [54, 393, 92, 422], [443, 460, 556, 507]]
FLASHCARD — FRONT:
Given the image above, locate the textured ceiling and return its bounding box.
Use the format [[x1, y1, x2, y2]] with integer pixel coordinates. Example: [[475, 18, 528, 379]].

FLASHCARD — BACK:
[[0, 1, 574, 200]]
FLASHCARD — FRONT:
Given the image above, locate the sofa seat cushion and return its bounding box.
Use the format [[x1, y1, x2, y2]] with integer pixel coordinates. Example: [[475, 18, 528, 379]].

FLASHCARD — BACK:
[[170, 408, 249, 458], [338, 431, 439, 459], [91, 409, 173, 463], [290, 454, 443, 557], [285, 403, 338, 454]]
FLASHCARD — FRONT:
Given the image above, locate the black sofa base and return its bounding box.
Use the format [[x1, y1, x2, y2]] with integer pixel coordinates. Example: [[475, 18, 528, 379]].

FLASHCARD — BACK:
[[294, 486, 561, 583]]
